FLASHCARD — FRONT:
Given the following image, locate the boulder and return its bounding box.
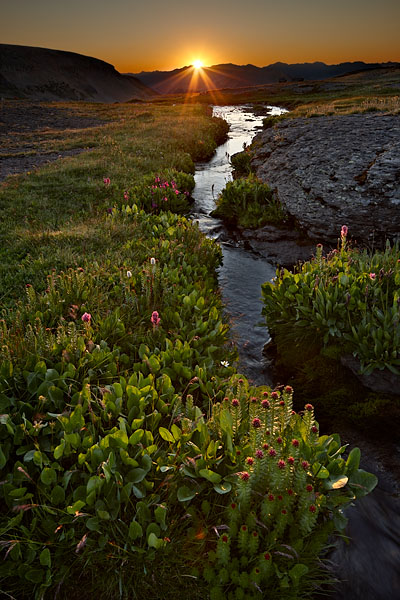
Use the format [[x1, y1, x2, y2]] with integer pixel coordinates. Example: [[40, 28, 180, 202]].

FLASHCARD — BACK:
[[251, 114, 400, 245]]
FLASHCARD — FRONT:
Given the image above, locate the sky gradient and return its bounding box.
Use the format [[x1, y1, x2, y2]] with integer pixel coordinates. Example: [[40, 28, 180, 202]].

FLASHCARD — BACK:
[[2, 0, 400, 72]]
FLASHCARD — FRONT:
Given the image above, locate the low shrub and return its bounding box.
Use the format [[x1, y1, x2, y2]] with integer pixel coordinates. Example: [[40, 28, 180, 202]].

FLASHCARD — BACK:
[[211, 174, 288, 229], [231, 150, 253, 177]]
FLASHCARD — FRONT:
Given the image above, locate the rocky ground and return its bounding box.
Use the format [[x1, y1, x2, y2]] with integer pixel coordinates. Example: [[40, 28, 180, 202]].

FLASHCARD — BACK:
[[0, 100, 106, 181], [251, 113, 400, 246]]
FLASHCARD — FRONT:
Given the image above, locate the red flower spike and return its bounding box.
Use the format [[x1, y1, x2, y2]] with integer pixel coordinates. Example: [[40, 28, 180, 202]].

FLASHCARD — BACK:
[[263, 391, 269, 398], [284, 386, 293, 393], [264, 552, 271, 561], [277, 459, 286, 469], [309, 505, 317, 513], [241, 471, 250, 481], [268, 494, 275, 502], [241, 525, 247, 531], [287, 456, 295, 465], [231, 503, 237, 509], [279, 400, 285, 406], [281, 509, 287, 515], [222, 534, 229, 542], [277, 495, 283, 501], [292, 439, 299, 447], [305, 404, 313, 411], [262, 399, 270, 408], [277, 437, 283, 444], [252, 418, 261, 428], [232, 398, 240, 407], [271, 391, 279, 400], [250, 396, 258, 403], [246, 457, 255, 466], [306, 484, 313, 492], [255, 449, 264, 459], [311, 425, 318, 433], [268, 448, 277, 457], [252, 531, 258, 538], [302, 461, 310, 470], [287, 489, 294, 496]]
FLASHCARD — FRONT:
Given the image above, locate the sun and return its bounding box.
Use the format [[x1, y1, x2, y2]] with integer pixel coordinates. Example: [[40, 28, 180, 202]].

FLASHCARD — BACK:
[[192, 59, 204, 69]]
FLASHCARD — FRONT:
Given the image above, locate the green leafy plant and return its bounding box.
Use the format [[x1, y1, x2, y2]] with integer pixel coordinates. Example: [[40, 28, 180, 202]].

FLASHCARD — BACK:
[[211, 174, 287, 228], [169, 378, 377, 600], [262, 231, 400, 376]]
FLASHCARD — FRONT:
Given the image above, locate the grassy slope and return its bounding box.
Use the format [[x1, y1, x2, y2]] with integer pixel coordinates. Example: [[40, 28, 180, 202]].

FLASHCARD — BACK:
[[0, 102, 227, 306]]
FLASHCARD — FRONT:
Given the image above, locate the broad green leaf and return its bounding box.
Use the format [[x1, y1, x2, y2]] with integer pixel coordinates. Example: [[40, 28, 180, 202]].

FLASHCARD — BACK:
[[177, 485, 197, 502], [129, 520, 143, 540], [213, 481, 232, 494], [129, 468, 147, 483], [199, 469, 222, 484], [345, 447, 361, 473], [158, 427, 174, 443], [349, 469, 378, 497], [50, 485, 65, 505], [129, 429, 144, 445], [54, 440, 66, 460], [148, 532, 163, 549], [40, 468, 57, 486], [39, 548, 51, 568], [25, 568, 44, 583]]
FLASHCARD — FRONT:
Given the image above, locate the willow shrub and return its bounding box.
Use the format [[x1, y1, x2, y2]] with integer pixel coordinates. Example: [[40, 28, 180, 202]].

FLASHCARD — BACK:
[[262, 229, 400, 376]]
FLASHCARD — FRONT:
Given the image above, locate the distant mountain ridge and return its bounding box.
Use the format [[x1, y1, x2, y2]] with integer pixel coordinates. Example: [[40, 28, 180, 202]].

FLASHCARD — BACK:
[[132, 60, 400, 94], [0, 44, 156, 102]]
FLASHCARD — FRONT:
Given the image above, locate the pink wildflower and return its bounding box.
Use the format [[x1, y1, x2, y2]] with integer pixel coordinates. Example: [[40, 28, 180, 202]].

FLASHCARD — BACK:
[[232, 398, 240, 407], [240, 472, 250, 481], [103, 177, 110, 186], [81, 312, 91, 323], [369, 273, 376, 280], [151, 311, 161, 327], [252, 418, 261, 428], [341, 225, 348, 238]]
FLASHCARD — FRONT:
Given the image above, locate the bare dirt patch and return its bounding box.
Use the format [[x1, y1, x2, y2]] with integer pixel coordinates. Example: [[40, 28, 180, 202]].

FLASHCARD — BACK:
[[0, 100, 107, 180]]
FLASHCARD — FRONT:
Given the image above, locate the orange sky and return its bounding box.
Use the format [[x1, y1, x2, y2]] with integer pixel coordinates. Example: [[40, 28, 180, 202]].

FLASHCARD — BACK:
[[1, 0, 399, 72]]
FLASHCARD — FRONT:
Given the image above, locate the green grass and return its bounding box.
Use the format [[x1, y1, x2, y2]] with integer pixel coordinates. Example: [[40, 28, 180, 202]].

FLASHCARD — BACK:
[[0, 101, 228, 307]]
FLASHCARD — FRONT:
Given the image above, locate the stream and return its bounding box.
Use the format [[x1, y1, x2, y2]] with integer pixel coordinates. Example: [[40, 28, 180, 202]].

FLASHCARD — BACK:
[[192, 105, 287, 385], [191, 105, 400, 600]]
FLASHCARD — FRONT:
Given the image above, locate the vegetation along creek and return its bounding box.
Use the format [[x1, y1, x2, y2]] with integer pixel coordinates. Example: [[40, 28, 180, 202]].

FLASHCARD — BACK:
[[192, 105, 400, 600]]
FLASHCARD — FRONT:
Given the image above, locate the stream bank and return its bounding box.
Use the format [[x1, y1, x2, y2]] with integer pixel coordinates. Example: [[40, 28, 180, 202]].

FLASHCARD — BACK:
[[192, 104, 400, 600]]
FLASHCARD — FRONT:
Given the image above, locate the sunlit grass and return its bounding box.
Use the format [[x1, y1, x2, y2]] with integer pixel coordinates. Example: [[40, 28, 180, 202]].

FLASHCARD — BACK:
[[0, 101, 228, 307]]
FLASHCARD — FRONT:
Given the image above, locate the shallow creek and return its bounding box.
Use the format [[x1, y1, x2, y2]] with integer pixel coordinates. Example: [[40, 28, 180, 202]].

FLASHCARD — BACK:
[[192, 105, 287, 385], [191, 105, 400, 600]]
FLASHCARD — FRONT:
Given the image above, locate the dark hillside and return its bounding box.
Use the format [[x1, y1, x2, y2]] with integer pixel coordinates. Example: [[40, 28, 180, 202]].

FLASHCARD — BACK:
[[0, 44, 156, 102]]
